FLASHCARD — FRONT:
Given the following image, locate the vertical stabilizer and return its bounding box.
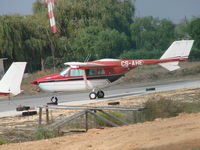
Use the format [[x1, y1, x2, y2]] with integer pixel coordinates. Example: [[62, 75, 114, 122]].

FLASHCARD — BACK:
[[0, 62, 27, 96], [160, 40, 194, 60], [159, 40, 194, 71]]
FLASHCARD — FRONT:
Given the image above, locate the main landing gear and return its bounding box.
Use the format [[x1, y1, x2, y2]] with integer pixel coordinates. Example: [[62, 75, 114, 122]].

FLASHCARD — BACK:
[[89, 89, 105, 100], [47, 96, 58, 105]]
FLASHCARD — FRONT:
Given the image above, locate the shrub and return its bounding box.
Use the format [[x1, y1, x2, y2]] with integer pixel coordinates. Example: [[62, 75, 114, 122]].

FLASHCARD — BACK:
[[143, 97, 184, 121], [35, 127, 61, 140], [95, 111, 125, 127], [0, 138, 7, 145], [182, 102, 200, 113]]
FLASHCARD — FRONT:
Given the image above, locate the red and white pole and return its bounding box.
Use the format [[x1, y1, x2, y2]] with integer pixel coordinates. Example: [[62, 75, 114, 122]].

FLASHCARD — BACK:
[[45, 0, 57, 33]]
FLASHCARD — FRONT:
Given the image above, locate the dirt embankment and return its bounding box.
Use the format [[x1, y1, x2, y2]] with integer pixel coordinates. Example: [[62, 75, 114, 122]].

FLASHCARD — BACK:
[[1, 112, 200, 150]]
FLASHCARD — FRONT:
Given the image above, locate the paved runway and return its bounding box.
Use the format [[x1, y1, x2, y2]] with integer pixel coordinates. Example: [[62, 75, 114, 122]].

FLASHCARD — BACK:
[[0, 78, 200, 117]]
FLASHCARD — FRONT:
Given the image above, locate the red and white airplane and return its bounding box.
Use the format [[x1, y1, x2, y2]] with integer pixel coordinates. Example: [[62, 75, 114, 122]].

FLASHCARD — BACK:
[[0, 62, 27, 97], [31, 40, 194, 100]]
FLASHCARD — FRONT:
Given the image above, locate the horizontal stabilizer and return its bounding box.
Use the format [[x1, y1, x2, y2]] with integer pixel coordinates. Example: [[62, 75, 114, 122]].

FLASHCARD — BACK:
[[159, 61, 180, 71]]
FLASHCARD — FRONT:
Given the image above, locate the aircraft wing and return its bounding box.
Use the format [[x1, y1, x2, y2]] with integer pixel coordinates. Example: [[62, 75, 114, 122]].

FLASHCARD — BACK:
[[64, 62, 107, 67]]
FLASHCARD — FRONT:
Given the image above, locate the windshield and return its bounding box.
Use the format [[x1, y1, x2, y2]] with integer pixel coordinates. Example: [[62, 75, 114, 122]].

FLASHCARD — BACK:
[[60, 67, 70, 76]]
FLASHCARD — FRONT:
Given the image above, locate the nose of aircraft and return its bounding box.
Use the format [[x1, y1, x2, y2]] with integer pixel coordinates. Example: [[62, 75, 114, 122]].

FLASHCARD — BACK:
[[30, 73, 61, 85], [30, 79, 39, 85]]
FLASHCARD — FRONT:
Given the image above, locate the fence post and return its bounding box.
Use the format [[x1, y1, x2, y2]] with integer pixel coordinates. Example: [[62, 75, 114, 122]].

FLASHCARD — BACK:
[[39, 107, 43, 125], [46, 106, 49, 124], [85, 110, 88, 132]]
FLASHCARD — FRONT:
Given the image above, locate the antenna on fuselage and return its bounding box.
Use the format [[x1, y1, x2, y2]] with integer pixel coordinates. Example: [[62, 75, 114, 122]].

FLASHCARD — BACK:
[[84, 54, 91, 62]]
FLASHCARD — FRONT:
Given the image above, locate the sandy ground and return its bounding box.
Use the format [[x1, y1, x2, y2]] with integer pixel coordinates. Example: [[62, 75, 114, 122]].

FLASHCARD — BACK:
[[1, 87, 200, 149], [1, 112, 200, 150]]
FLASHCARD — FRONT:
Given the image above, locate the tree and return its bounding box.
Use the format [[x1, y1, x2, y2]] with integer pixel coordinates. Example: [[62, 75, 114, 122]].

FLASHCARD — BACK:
[[189, 18, 200, 60], [130, 17, 176, 51], [175, 17, 190, 39], [0, 15, 26, 60], [72, 26, 130, 60], [32, 0, 46, 15], [55, 0, 134, 37], [190, 18, 200, 48], [0, 15, 55, 72]]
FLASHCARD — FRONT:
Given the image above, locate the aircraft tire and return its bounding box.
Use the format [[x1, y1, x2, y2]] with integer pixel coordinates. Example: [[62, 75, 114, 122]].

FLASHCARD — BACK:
[[97, 90, 104, 98], [89, 92, 97, 99], [50, 96, 58, 105]]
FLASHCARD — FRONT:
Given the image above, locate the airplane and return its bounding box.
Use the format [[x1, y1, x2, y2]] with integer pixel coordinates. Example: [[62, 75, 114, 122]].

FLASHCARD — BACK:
[[0, 62, 27, 97], [30, 40, 194, 100]]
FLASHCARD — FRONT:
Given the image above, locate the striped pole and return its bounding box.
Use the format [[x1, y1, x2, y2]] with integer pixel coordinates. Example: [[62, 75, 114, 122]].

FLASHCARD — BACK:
[[45, 0, 57, 33]]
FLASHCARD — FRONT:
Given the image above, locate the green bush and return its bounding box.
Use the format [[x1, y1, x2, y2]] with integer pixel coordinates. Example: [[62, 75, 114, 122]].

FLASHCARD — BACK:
[[35, 127, 61, 140], [95, 111, 125, 127], [0, 138, 7, 145], [182, 102, 200, 113], [143, 97, 184, 121]]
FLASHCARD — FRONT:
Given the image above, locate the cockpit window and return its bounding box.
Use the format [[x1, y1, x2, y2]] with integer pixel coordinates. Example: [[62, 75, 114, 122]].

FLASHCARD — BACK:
[[60, 67, 70, 76], [70, 69, 84, 77]]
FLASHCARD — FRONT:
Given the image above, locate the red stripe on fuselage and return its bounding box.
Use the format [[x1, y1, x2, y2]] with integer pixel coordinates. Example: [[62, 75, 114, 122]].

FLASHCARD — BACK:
[[0, 92, 9, 96]]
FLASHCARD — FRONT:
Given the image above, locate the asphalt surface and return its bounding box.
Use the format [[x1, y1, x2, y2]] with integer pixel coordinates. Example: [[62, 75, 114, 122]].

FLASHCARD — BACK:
[[0, 78, 200, 117]]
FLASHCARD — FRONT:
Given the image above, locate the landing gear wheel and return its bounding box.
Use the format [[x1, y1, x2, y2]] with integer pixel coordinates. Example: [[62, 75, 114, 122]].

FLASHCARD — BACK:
[[89, 92, 97, 100], [97, 90, 104, 98], [51, 96, 58, 105]]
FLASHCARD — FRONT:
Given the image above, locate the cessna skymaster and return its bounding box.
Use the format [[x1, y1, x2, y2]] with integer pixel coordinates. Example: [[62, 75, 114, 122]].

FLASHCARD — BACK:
[[31, 40, 194, 100]]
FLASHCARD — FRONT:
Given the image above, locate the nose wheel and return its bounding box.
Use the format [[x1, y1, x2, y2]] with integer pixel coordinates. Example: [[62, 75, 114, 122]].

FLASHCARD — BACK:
[[89, 92, 97, 99], [89, 90, 105, 99]]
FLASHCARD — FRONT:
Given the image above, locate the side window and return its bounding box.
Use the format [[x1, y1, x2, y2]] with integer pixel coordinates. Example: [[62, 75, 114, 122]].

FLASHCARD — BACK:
[[86, 69, 97, 76], [70, 69, 83, 77], [98, 69, 105, 75]]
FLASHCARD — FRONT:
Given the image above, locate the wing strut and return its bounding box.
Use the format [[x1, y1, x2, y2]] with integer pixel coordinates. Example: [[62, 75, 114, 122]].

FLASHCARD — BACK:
[[83, 69, 90, 90]]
